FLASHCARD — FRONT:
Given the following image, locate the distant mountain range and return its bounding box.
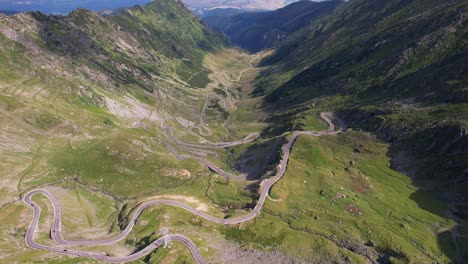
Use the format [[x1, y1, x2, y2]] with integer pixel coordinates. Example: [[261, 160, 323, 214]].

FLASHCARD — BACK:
[[184, 0, 301, 12], [0, 0, 303, 14], [0, 0, 153, 14], [204, 0, 341, 52], [0, 10, 17, 15], [195, 7, 262, 17]]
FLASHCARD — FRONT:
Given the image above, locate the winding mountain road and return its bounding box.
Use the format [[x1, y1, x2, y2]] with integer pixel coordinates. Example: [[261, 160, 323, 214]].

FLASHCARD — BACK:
[[22, 50, 348, 264], [23, 112, 346, 263], [236, 52, 261, 82], [187, 52, 261, 138]]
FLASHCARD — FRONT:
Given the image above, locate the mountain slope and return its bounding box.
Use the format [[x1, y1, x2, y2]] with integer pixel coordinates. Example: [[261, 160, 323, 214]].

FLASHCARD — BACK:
[[0, 0, 225, 91], [259, 0, 466, 102], [252, 0, 467, 261], [109, 0, 226, 87], [0, 0, 226, 192], [204, 0, 341, 52], [0, 2, 230, 261], [198, 7, 253, 18]]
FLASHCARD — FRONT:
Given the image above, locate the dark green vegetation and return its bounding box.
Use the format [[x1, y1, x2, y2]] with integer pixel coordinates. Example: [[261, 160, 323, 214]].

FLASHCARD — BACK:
[[232, 0, 467, 262], [204, 0, 341, 52], [205, 0, 467, 262], [25, 0, 224, 92], [255, 0, 467, 214], [226, 132, 455, 263], [0, 0, 225, 198], [108, 0, 225, 87]]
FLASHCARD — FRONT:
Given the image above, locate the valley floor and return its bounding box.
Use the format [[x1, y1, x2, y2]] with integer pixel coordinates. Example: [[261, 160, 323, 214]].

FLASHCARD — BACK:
[[0, 48, 463, 264]]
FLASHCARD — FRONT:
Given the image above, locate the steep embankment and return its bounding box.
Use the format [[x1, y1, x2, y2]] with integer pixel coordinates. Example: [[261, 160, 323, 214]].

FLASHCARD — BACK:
[[204, 0, 341, 52]]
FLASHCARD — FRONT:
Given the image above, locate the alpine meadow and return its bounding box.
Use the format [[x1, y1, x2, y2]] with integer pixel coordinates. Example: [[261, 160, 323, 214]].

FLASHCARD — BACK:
[[0, 0, 466, 263]]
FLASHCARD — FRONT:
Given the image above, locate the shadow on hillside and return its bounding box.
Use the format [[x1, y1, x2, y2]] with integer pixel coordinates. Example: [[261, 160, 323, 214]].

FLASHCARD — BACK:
[[408, 189, 465, 263], [230, 137, 286, 181], [342, 109, 468, 263]]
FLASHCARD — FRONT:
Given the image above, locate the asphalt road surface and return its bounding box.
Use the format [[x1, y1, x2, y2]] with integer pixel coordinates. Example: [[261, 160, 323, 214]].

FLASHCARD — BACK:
[[23, 112, 346, 263]]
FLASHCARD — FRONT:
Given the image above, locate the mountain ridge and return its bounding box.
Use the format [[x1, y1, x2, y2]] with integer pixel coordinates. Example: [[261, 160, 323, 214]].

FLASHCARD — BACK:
[[204, 0, 341, 52], [0, 0, 226, 92]]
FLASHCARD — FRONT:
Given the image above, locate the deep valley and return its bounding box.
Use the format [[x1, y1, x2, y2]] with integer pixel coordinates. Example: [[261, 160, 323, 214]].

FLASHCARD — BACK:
[[0, 0, 466, 263]]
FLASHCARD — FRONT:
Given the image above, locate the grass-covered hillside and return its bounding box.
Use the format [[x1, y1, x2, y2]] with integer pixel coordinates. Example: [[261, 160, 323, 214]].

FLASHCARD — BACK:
[[205, 0, 341, 52], [1, 0, 224, 92], [109, 0, 226, 87], [0, 0, 227, 205], [249, 0, 467, 261], [258, 0, 466, 104], [0, 0, 236, 262]]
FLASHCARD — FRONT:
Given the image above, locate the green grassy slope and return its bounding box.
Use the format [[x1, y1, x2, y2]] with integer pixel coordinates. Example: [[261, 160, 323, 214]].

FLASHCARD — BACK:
[[255, 0, 467, 195], [248, 0, 467, 262], [258, 0, 466, 102], [224, 132, 457, 263], [110, 0, 226, 87], [0, 0, 227, 197], [0, 0, 231, 193], [0, 1, 228, 262]]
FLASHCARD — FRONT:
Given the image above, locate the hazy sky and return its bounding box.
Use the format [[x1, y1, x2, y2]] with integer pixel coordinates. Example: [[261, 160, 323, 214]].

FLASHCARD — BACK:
[[183, 0, 297, 10], [0, 0, 307, 14], [0, 0, 312, 14], [0, 0, 154, 14]]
